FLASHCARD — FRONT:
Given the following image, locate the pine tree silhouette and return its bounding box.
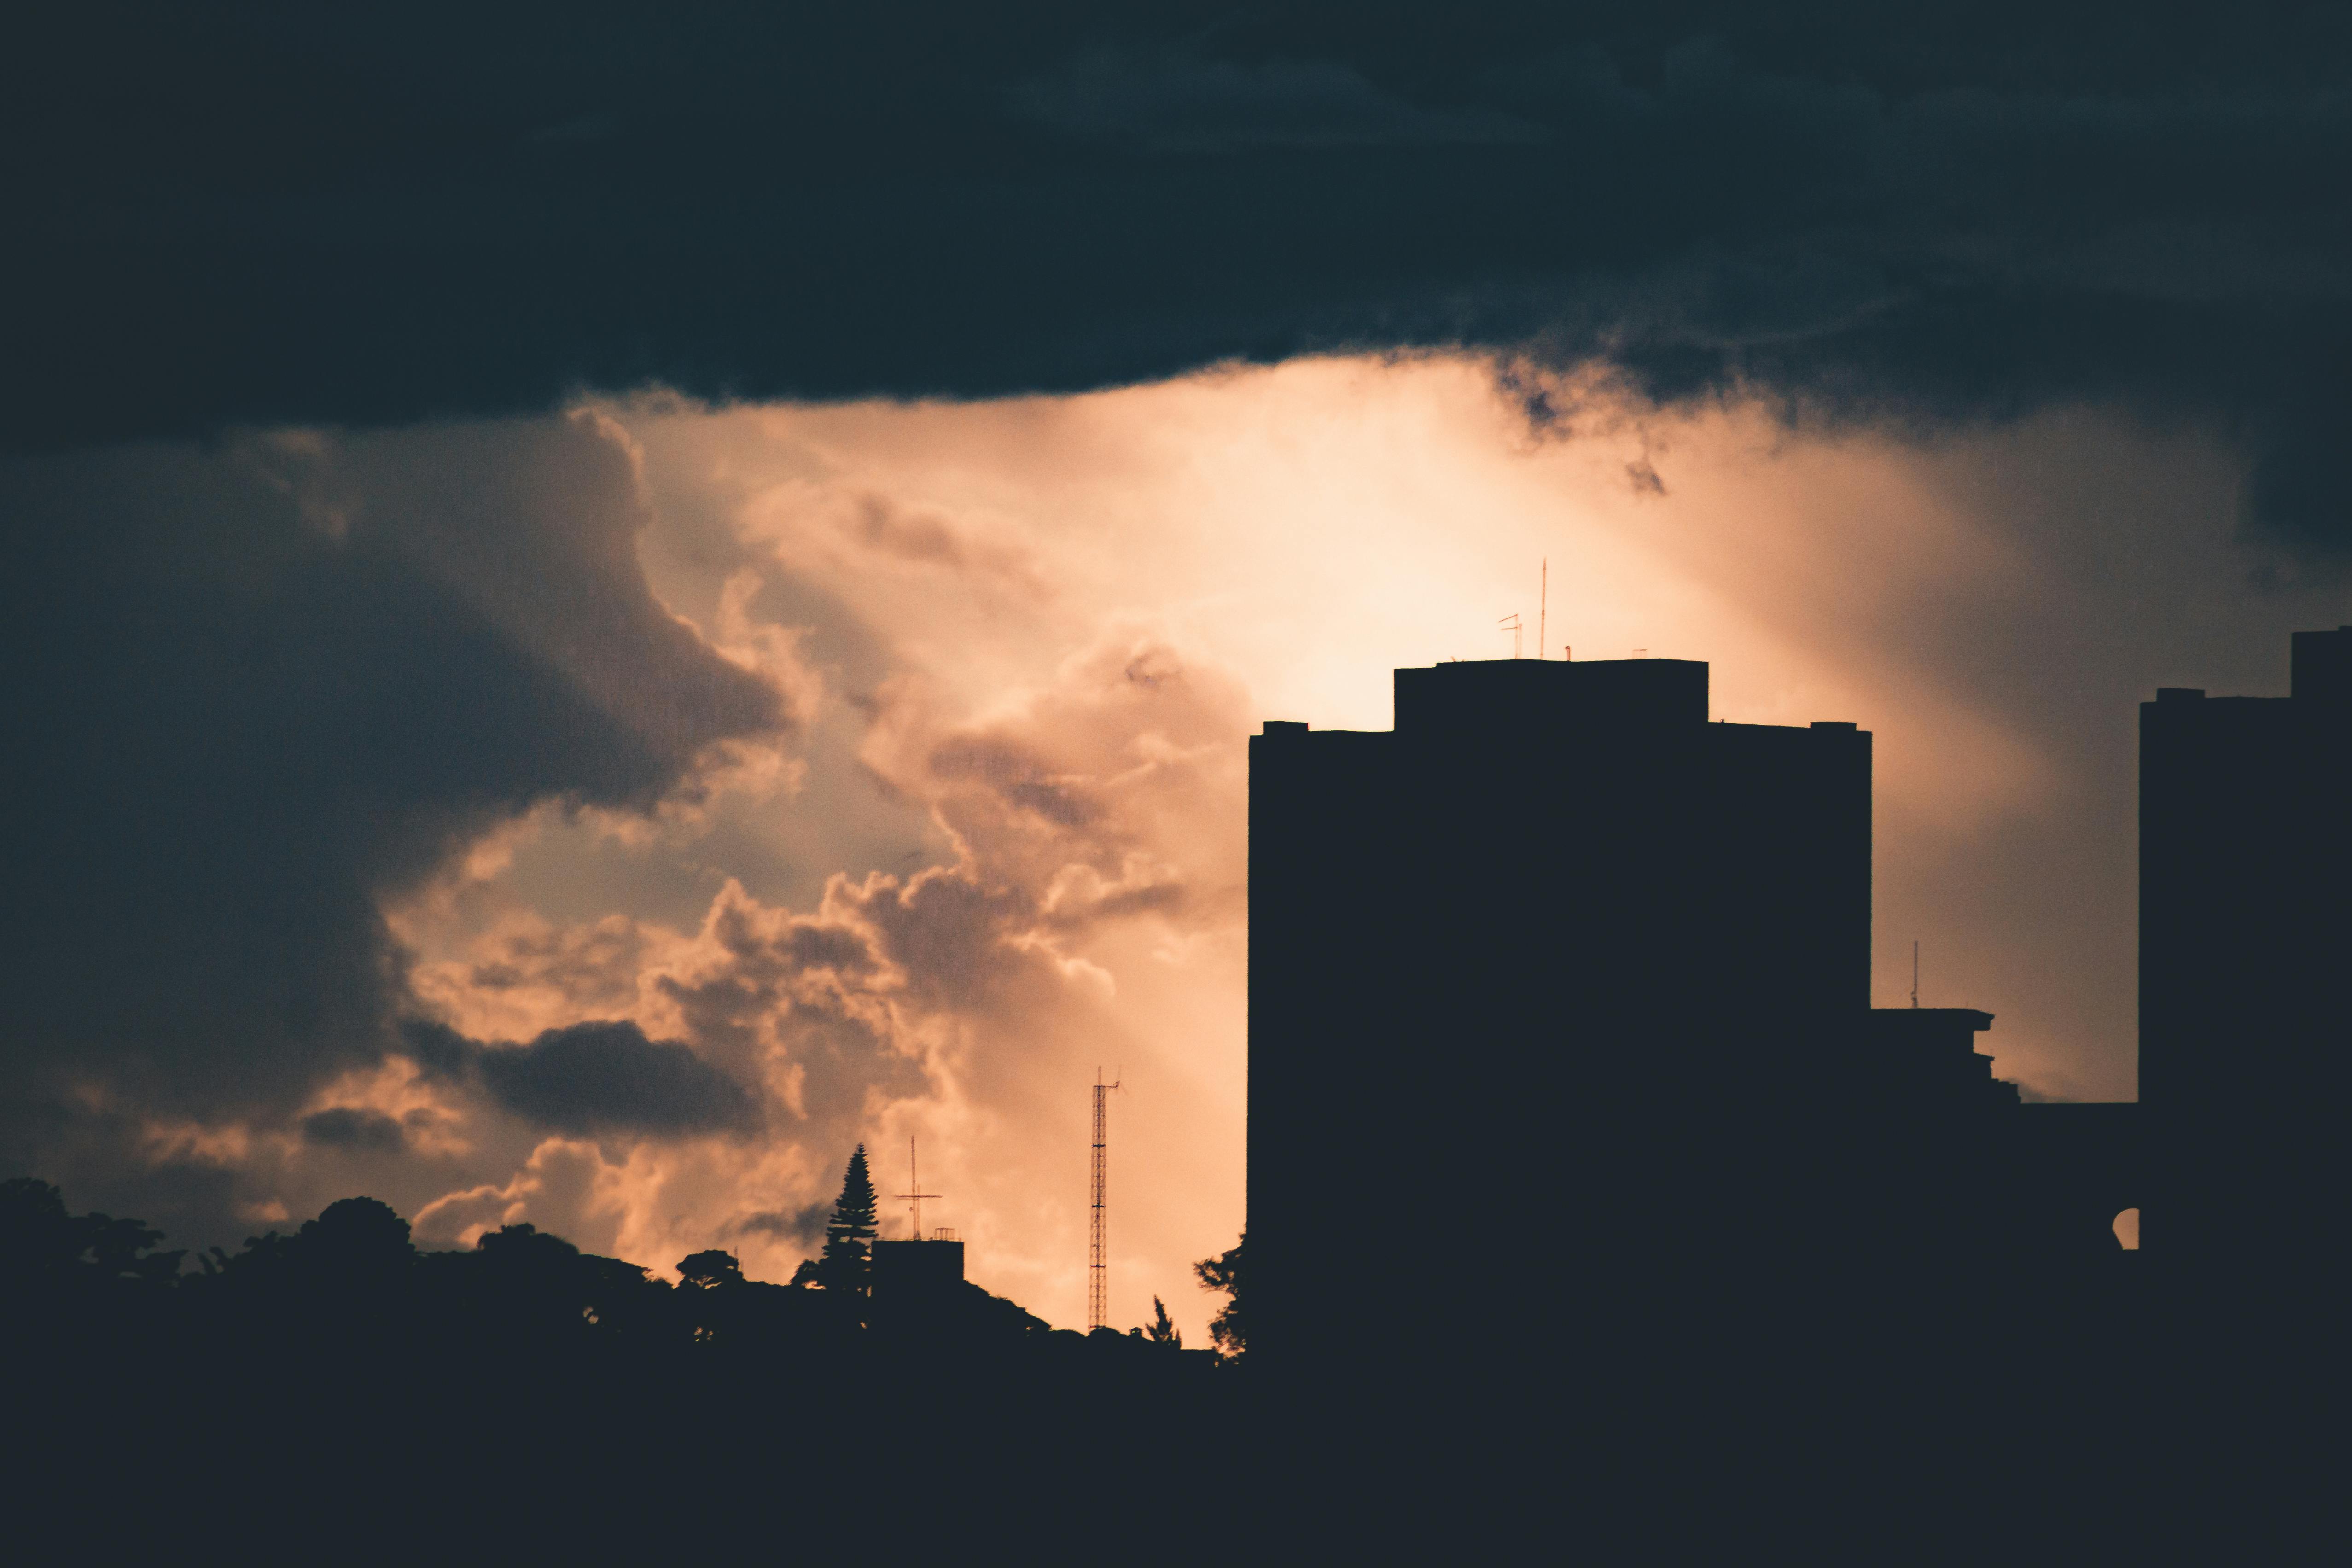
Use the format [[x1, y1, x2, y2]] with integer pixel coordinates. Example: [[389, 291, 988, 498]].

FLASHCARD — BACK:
[[1146, 1294, 1182, 1348], [818, 1144, 878, 1299]]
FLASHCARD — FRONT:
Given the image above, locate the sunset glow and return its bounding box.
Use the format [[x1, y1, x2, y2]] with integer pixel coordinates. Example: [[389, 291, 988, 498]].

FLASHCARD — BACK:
[[17, 354, 2290, 1340]]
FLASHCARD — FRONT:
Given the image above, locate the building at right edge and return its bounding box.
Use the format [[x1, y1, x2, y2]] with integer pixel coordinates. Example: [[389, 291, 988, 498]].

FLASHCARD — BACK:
[[2141, 626, 2352, 1281]]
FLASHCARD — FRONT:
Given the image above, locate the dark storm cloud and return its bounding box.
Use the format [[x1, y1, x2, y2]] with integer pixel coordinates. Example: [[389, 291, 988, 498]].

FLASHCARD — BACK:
[[1009, 47, 1546, 152], [6, 4, 2350, 546], [0, 413, 782, 1216], [402, 1019, 759, 1138], [301, 1108, 408, 1153]]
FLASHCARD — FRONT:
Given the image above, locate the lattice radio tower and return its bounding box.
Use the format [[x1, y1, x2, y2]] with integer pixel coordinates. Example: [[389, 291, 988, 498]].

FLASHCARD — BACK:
[[1088, 1068, 1121, 1331]]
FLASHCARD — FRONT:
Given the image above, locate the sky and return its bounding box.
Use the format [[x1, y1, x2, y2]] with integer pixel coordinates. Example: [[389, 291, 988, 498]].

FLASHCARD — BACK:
[[5, 4, 2349, 1335]]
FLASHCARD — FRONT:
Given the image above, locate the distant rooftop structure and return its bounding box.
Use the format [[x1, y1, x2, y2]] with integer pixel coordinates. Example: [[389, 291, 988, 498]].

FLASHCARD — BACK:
[[871, 1237, 965, 1304], [1392, 653, 1710, 735]]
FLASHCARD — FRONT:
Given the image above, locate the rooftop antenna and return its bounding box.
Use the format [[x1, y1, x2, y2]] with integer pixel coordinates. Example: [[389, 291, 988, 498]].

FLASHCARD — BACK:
[[1911, 941, 1920, 1009], [1539, 558, 1548, 661], [1499, 613, 1523, 660], [1089, 1068, 1122, 1332], [894, 1136, 941, 1241]]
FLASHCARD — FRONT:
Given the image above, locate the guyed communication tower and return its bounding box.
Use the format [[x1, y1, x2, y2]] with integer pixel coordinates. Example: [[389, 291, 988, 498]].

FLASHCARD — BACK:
[[1088, 1069, 1121, 1331]]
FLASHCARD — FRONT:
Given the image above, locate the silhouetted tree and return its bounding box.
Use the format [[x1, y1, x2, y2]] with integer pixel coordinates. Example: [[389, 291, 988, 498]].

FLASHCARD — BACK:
[[300, 1196, 414, 1282], [676, 1247, 742, 1343], [194, 1229, 304, 1288], [816, 1145, 878, 1299], [180, 1196, 421, 1352], [451, 1222, 670, 1347], [1146, 1295, 1182, 1348], [678, 1250, 745, 1289], [0, 1177, 183, 1294], [1194, 1231, 1246, 1363], [679, 1248, 844, 1347]]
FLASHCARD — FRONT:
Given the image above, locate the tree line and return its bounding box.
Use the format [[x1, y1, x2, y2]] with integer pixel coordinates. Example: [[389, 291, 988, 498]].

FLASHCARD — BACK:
[[1, 1143, 1245, 1365]]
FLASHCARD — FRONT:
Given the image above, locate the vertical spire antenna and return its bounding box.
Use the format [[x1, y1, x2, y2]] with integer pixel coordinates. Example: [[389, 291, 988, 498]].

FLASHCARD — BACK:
[[1540, 558, 1548, 661], [1912, 941, 1920, 1009], [1088, 1068, 1122, 1331], [894, 1136, 941, 1241]]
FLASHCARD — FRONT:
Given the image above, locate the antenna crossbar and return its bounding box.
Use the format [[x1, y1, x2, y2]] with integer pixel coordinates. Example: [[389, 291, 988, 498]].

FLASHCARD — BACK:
[[893, 1136, 942, 1240]]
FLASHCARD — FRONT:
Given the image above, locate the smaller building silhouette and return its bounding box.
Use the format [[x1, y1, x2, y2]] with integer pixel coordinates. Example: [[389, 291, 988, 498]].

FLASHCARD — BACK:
[[870, 1235, 966, 1305], [865, 1233, 1053, 1345], [2141, 626, 2352, 1280], [1857, 1008, 2015, 1109]]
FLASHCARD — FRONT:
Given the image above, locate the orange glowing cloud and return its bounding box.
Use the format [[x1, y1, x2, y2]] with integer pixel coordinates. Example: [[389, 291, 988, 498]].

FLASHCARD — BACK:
[[341, 354, 2336, 1335]]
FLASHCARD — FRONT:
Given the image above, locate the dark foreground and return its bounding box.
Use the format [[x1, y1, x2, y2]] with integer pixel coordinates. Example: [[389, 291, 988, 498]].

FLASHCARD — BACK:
[[9, 1266, 2335, 1560]]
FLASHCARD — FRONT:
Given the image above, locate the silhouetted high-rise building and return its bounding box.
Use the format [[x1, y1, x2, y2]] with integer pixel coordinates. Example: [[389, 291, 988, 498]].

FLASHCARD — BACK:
[[2141, 627, 2352, 1280], [1250, 653, 2160, 1376], [1250, 658, 1877, 1364]]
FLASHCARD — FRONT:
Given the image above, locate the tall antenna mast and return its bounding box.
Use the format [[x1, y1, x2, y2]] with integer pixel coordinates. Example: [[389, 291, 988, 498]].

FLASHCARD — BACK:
[[894, 1136, 941, 1240], [1539, 558, 1548, 661], [1911, 941, 1920, 1009], [1088, 1068, 1122, 1331]]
